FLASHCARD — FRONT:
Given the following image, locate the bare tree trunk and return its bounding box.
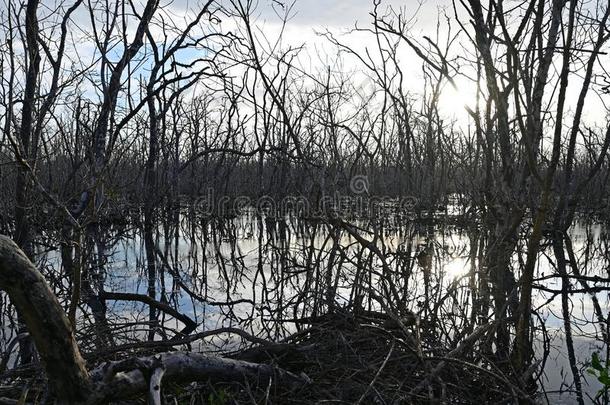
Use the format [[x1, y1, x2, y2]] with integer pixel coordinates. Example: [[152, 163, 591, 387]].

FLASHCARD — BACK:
[[13, 0, 41, 366], [0, 235, 90, 400]]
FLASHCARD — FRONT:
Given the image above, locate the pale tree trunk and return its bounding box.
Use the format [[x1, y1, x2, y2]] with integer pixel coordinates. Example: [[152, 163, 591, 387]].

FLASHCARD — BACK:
[[0, 235, 90, 401]]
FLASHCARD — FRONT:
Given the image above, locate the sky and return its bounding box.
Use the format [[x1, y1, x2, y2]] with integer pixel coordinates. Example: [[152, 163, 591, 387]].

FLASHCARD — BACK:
[[238, 0, 471, 117], [243, 0, 610, 126], [8, 0, 608, 129]]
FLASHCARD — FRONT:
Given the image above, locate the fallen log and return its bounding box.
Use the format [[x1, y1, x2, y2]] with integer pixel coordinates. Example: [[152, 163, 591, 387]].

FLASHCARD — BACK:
[[88, 351, 310, 404]]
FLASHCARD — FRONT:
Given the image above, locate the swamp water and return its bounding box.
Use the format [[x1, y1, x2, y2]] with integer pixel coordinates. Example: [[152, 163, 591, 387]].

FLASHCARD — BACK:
[[5, 209, 610, 403]]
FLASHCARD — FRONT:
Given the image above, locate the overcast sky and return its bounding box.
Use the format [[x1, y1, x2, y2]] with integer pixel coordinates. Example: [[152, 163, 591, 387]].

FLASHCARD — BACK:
[[37, 0, 610, 126], [243, 0, 479, 121], [261, 0, 609, 126]]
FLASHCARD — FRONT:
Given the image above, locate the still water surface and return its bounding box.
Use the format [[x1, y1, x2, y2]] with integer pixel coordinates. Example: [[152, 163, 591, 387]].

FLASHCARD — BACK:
[[30, 212, 610, 403]]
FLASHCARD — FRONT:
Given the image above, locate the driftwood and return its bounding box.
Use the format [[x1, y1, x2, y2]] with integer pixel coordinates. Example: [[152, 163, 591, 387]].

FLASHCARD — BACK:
[[88, 351, 309, 404]]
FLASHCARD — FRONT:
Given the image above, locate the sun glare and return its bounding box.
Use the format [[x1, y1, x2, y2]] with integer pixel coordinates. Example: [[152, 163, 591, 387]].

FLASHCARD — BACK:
[[444, 257, 469, 279], [438, 78, 479, 123]]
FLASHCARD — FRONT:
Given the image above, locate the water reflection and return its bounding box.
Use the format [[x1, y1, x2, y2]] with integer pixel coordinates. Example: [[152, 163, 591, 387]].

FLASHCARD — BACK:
[[3, 209, 609, 403]]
